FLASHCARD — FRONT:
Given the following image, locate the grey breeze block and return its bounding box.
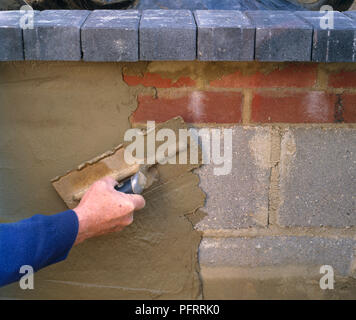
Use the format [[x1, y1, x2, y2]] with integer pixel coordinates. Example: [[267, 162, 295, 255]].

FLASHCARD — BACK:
[[81, 10, 140, 62], [194, 10, 255, 61], [196, 127, 271, 230], [139, 9, 196, 61], [296, 11, 356, 63], [245, 10, 313, 62], [200, 236, 355, 276], [23, 10, 90, 61], [278, 128, 356, 228], [0, 11, 25, 61]]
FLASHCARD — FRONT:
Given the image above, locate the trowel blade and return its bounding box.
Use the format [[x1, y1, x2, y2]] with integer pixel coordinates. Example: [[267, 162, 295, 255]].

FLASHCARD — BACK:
[[51, 116, 194, 209]]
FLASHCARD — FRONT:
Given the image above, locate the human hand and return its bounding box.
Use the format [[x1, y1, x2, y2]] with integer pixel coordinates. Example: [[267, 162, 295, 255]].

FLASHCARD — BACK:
[[73, 176, 145, 245]]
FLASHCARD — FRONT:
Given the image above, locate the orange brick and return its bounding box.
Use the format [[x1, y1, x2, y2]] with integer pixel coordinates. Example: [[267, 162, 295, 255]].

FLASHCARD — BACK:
[[210, 64, 317, 89], [341, 94, 356, 123], [251, 91, 335, 123], [131, 91, 242, 123], [329, 71, 356, 89], [123, 72, 196, 88]]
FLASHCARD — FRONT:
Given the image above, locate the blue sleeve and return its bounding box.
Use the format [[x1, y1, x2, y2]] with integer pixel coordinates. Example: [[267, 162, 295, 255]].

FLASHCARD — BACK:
[[0, 210, 79, 287]]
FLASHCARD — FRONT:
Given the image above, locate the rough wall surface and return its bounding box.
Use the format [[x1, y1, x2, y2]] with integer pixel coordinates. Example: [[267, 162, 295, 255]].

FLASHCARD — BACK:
[[0, 60, 355, 299], [0, 62, 204, 299]]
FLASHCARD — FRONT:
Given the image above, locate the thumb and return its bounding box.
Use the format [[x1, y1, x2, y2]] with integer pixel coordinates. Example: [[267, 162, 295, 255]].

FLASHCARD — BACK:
[[127, 194, 146, 211]]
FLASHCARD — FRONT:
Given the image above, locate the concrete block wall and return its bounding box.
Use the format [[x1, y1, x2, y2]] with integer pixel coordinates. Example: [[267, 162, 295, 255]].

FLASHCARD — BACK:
[[125, 61, 356, 299], [197, 126, 356, 299]]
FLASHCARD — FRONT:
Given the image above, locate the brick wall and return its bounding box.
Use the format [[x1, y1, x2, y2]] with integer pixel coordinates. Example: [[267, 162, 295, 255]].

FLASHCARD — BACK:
[[125, 61, 356, 299], [125, 62, 356, 125]]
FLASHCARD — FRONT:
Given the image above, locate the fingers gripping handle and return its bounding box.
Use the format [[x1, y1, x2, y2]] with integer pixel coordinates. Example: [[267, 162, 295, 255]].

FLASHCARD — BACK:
[[115, 179, 134, 194], [114, 172, 144, 194]]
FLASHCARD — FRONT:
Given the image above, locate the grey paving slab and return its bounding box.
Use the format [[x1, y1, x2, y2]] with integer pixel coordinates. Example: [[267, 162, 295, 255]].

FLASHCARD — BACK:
[[200, 236, 355, 276], [245, 10, 313, 61], [194, 10, 255, 61], [279, 128, 356, 227], [81, 10, 140, 62], [0, 11, 25, 61], [196, 127, 271, 230], [23, 10, 90, 61], [296, 11, 356, 62], [139, 9, 196, 61]]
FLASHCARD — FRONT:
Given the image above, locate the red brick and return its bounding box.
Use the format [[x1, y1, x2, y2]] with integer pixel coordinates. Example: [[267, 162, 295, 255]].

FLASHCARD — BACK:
[[251, 91, 335, 123], [131, 91, 242, 123], [210, 64, 317, 89], [341, 94, 356, 123], [123, 72, 196, 88], [329, 71, 356, 89]]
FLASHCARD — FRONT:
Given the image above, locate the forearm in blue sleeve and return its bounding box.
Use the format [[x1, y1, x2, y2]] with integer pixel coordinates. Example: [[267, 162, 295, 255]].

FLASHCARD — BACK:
[[0, 210, 79, 287]]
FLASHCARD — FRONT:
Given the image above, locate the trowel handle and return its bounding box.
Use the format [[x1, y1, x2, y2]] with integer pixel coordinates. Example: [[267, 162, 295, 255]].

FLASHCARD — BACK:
[[115, 179, 134, 194], [114, 172, 144, 195]]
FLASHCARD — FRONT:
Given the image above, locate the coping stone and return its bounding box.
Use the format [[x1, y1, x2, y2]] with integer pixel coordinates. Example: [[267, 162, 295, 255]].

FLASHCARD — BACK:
[[0, 10, 25, 61], [81, 10, 140, 62], [296, 11, 356, 62], [194, 10, 255, 61], [245, 10, 313, 61], [23, 10, 90, 61], [139, 9, 196, 61]]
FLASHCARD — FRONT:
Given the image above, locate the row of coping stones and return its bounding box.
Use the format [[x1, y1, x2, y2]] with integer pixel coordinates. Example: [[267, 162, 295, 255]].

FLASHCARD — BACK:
[[200, 9, 356, 62], [1, 9, 356, 62], [83, 10, 197, 61]]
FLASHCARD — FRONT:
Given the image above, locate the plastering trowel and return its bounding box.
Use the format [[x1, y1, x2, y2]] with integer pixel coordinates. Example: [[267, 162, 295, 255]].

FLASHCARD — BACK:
[[113, 166, 156, 195], [51, 117, 196, 209]]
